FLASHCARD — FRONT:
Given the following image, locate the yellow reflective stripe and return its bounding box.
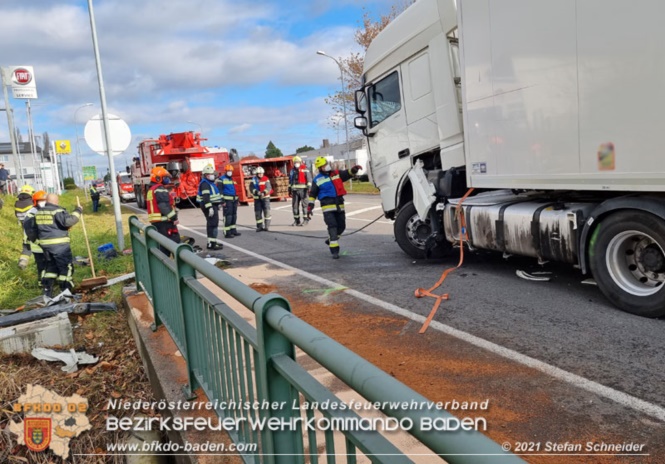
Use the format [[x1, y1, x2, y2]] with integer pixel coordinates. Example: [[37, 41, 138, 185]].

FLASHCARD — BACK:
[[316, 177, 331, 187], [19, 254, 30, 260], [72, 211, 81, 218], [43, 272, 58, 279], [31, 245, 43, 252], [15, 205, 32, 213], [329, 241, 339, 248], [222, 179, 234, 184], [166, 210, 177, 219], [321, 204, 338, 211], [222, 195, 235, 200], [146, 190, 154, 201], [39, 237, 71, 245]]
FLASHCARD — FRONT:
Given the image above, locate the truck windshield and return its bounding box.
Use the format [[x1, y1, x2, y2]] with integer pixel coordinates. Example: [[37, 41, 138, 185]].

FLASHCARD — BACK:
[[118, 174, 131, 184], [369, 71, 401, 127]]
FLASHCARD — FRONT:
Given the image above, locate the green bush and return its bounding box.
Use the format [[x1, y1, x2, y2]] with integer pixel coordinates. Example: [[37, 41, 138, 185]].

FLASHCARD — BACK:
[[63, 177, 77, 190]]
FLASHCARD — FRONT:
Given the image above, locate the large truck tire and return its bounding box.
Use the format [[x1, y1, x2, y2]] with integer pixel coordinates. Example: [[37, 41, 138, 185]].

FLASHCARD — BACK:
[[135, 185, 145, 209], [589, 211, 665, 317], [394, 201, 452, 259]]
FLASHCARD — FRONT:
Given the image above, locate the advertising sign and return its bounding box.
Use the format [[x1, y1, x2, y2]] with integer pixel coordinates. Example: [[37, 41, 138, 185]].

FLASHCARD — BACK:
[[55, 140, 72, 155], [10, 66, 38, 99]]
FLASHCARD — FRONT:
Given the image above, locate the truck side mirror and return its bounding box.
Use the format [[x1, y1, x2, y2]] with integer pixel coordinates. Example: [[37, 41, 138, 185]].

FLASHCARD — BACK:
[[355, 90, 368, 114]]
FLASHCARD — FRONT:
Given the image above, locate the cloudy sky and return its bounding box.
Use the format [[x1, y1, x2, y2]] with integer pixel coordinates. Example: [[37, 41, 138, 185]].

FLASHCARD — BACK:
[[0, 0, 390, 175]]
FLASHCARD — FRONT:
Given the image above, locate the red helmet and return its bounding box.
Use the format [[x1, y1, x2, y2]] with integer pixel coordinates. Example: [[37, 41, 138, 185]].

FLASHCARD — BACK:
[[32, 190, 47, 206]]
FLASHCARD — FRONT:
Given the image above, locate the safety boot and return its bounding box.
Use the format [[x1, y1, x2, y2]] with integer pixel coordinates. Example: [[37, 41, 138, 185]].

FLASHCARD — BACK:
[[232, 229, 242, 236]]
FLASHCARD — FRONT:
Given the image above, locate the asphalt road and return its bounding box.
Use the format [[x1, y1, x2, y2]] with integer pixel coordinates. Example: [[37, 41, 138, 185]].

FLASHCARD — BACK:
[[123, 194, 665, 412]]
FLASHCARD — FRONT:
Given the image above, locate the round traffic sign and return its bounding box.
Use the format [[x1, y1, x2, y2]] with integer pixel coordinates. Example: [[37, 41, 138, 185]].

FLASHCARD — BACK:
[[84, 114, 131, 156]]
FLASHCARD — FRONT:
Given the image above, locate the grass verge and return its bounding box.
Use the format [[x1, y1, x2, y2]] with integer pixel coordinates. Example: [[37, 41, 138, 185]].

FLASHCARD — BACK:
[[344, 180, 380, 194]]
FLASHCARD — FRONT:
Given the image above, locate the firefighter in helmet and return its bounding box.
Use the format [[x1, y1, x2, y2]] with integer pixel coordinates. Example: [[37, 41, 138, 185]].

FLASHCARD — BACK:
[[23, 193, 81, 296], [20, 190, 48, 284], [307, 157, 362, 259], [216, 164, 241, 239], [288, 156, 312, 226], [146, 166, 180, 254], [197, 164, 223, 250], [15, 184, 35, 269], [250, 166, 273, 232]]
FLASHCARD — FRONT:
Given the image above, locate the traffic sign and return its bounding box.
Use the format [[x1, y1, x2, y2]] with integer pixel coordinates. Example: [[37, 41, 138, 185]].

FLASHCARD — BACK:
[[83, 166, 97, 181], [84, 114, 131, 156]]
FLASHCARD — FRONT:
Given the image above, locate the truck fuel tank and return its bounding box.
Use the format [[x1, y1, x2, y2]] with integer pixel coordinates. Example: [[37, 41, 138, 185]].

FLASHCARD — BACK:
[[443, 191, 596, 264]]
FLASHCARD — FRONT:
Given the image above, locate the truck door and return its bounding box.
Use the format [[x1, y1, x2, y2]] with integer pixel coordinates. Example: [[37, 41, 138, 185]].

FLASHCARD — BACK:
[[366, 70, 410, 212], [400, 51, 437, 156]]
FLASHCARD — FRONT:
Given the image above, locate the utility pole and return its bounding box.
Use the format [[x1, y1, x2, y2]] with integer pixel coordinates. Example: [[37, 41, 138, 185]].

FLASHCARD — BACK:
[[88, 0, 125, 250], [1, 67, 23, 186], [26, 100, 42, 190]]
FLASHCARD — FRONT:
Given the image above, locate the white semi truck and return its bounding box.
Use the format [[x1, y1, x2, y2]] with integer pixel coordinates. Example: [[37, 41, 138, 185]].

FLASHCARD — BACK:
[[353, 0, 665, 317]]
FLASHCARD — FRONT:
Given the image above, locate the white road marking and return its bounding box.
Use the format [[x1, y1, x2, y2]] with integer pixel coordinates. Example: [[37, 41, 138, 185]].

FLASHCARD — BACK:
[[122, 203, 665, 422], [345, 205, 383, 217], [175, 223, 665, 423]]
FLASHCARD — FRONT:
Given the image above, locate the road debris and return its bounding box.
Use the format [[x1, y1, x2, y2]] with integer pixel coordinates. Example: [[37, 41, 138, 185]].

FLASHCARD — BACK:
[[0, 302, 117, 328], [31, 347, 99, 373], [581, 278, 598, 286], [1, 313, 73, 354], [516, 270, 552, 282]]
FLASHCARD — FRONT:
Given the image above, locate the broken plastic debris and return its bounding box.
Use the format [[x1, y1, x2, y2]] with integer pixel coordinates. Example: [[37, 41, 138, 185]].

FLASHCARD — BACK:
[[516, 270, 551, 282], [581, 279, 598, 286], [31, 347, 99, 373]]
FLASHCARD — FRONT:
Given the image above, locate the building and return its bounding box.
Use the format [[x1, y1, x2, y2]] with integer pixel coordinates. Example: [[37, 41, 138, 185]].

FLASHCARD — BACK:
[[0, 142, 53, 191], [294, 138, 367, 171]]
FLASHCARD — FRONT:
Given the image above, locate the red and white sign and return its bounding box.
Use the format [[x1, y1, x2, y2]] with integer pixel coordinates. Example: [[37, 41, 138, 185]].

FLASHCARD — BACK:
[[10, 66, 38, 99]]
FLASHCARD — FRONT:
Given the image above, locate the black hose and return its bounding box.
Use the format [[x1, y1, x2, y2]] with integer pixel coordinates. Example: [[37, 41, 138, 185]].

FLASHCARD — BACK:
[[233, 214, 386, 240]]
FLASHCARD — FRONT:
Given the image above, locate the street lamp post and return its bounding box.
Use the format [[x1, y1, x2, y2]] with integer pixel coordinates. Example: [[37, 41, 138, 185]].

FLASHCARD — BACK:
[[317, 51, 350, 168], [74, 103, 93, 188]]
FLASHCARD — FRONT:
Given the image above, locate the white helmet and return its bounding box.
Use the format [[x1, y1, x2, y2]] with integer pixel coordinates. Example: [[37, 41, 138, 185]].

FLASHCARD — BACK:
[[256, 166, 265, 176], [202, 164, 215, 175]]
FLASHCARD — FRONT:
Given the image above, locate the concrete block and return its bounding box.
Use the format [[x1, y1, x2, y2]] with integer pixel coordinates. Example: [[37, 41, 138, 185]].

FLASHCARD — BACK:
[[0, 312, 73, 354]]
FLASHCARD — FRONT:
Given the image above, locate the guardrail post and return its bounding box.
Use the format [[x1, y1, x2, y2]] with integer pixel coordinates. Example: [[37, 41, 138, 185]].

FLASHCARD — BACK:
[[254, 294, 302, 464], [174, 245, 200, 400], [144, 223, 161, 331]]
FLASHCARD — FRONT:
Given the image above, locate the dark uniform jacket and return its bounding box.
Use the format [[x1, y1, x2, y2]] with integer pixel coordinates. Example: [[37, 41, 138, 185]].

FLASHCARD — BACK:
[[24, 203, 81, 245]]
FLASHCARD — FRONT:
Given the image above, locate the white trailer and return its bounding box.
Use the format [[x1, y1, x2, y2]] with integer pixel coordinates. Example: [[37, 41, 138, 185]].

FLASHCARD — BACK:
[[353, 0, 665, 317]]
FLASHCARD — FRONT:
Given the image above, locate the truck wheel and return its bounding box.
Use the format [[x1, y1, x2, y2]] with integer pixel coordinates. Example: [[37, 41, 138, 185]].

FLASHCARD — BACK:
[[589, 211, 665, 317], [394, 201, 452, 259]]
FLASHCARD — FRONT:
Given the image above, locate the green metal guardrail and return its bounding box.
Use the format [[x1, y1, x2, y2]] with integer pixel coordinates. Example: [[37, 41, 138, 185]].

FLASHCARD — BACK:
[[129, 216, 524, 464]]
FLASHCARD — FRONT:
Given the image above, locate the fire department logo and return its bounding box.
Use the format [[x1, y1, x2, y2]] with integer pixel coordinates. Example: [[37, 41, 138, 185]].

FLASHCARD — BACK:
[[25, 418, 51, 452]]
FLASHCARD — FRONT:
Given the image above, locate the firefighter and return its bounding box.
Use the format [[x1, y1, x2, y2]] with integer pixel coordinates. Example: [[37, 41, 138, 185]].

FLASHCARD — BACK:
[[307, 157, 362, 259], [21, 190, 47, 285], [251, 166, 273, 232], [24, 193, 81, 296], [288, 156, 312, 226], [216, 164, 241, 239], [146, 166, 181, 254], [89, 182, 100, 212], [14, 184, 35, 270], [197, 164, 223, 250]]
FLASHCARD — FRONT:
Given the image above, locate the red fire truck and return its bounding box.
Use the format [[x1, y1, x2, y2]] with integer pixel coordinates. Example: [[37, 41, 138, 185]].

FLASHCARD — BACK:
[[131, 131, 234, 209]]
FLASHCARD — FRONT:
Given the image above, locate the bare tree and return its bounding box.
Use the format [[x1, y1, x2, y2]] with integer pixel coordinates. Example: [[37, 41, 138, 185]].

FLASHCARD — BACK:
[[324, 1, 415, 132]]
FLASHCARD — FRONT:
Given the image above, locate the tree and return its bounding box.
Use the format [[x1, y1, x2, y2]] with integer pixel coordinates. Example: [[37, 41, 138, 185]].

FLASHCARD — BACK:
[[324, 1, 414, 131], [104, 171, 111, 182], [296, 145, 315, 153], [265, 141, 283, 159]]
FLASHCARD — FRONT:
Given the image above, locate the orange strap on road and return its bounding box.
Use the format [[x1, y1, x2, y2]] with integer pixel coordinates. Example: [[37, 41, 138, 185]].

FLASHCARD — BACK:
[[416, 188, 474, 333]]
